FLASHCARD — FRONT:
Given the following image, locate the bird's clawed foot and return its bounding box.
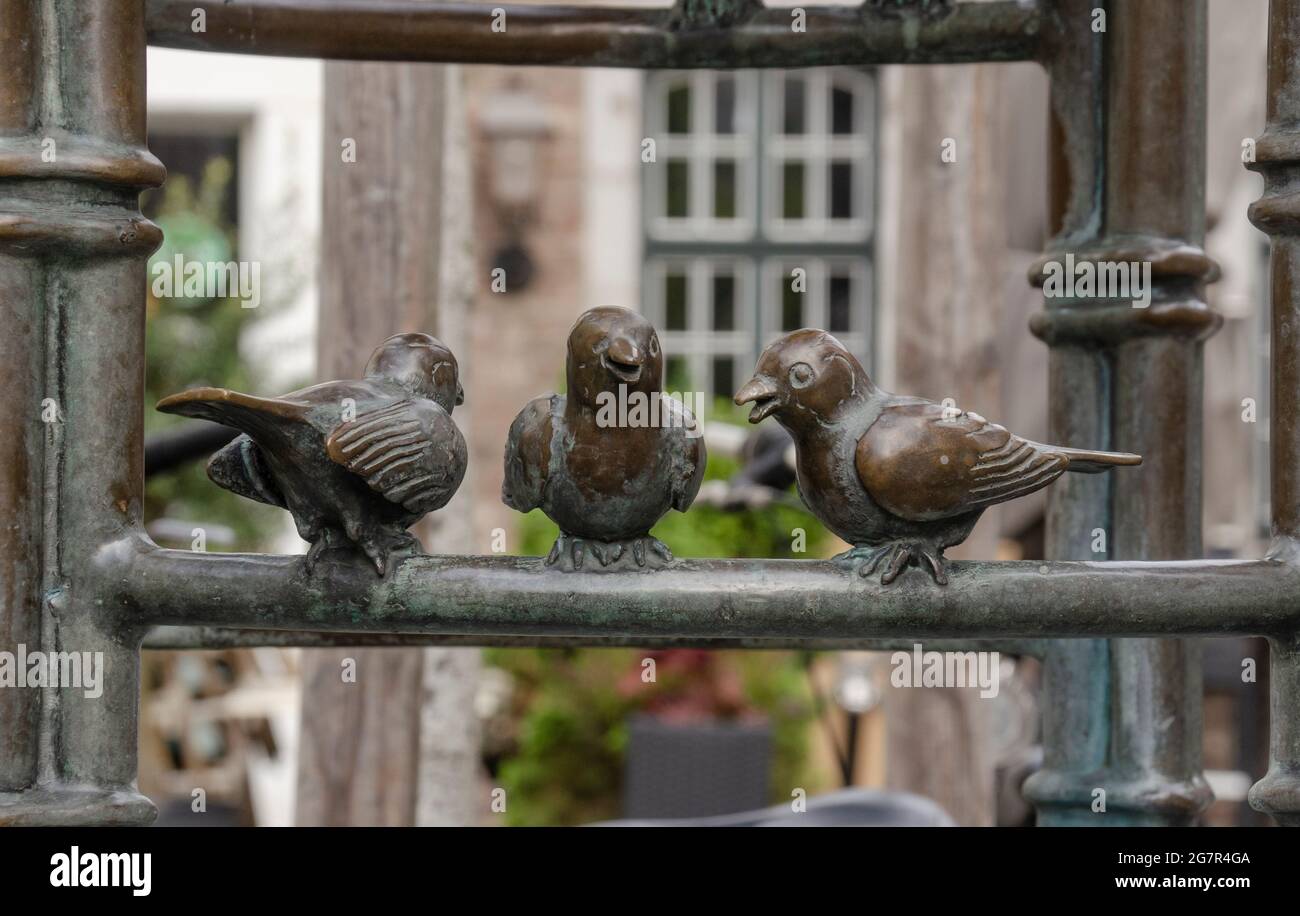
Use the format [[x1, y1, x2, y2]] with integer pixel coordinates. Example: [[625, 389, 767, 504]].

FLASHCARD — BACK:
[[834, 542, 949, 586], [358, 530, 422, 576], [304, 527, 348, 574], [545, 533, 674, 572], [304, 527, 421, 577]]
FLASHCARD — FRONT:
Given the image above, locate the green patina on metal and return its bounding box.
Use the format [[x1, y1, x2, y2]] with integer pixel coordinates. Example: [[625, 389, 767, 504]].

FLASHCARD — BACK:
[[142, 0, 1044, 68], [668, 0, 763, 31], [108, 545, 1300, 640], [1, 0, 1298, 827]]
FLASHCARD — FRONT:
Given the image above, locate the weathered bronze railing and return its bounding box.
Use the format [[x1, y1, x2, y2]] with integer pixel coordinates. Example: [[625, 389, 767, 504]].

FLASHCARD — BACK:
[[143, 0, 1042, 66], [1, 0, 1298, 827]]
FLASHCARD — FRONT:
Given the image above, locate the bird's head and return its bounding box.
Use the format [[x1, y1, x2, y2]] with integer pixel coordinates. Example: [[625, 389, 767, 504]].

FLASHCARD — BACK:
[[734, 329, 874, 432], [365, 332, 464, 413], [565, 306, 662, 407]]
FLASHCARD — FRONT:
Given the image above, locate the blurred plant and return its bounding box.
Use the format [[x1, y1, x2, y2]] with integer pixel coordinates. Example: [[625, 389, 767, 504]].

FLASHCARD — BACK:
[[483, 648, 638, 826], [143, 156, 284, 549], [617, 650, 751, 722], [491, 412, 831, 826]]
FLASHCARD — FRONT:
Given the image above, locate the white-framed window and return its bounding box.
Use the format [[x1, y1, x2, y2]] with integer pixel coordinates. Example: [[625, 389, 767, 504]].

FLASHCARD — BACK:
[[647, 256, 755, 401], [760, 257, 871, 358], [644, 72, 758, 242], [643, 68, 877, 403], [762, 69, 874, 243]]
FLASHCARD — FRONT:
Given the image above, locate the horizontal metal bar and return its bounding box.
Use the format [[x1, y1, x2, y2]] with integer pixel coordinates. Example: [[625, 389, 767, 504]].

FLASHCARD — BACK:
[[104, 537, 1300, 642], [144, 0, 1042, 67], [141, 624, 1039, 655], [0, 786, 158, 828]]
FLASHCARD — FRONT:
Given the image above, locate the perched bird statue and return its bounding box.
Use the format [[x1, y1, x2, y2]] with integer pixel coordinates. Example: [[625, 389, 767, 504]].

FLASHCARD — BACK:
[[734, 329, 1141, 585], [157, 333, 467, 576], [503, 306, 706, 570]]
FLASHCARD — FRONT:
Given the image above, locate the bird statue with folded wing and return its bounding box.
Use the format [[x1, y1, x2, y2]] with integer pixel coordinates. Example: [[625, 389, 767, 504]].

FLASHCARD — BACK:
[[157, 333, 467, 576]]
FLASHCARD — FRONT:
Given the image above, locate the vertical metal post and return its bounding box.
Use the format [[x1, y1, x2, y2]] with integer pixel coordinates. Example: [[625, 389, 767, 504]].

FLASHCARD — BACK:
[[0, 0, 44, 797], [1027, 0, 1216, 825], [0, 0, 162, 825], [1022, 0, 1112, 826], [1248, 0, 1300, 827], [1101, 0, 1215, 827]]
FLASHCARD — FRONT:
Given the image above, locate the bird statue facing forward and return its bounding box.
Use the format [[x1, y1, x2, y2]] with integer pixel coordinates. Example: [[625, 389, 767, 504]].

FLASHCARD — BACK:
[[502, 307, 707, 570], [735, 329, 1141, 585], [157, 333, 467, 576]]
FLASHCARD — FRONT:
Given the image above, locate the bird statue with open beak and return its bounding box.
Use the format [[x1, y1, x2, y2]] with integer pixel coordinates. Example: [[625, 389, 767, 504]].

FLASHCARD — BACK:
[[735, 329, 1140, 585], [502, 306, 706, 570], [157, 333, 467, 576]]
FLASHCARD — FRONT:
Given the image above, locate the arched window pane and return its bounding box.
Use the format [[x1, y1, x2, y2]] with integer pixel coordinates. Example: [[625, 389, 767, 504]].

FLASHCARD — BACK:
[[712, 356, 736, 400], [714, 160, 737, 218], [666, 159, 689, 217], [831, 86, 855, 135], [667, 85, 691, 134], [829, 273, 852, 332], [782, 161, 805, 219], [783, 77, 806, 134], [665, 273, 688, 330], [715, 77, 736, 134], [829, 161, 853, 220], [782, 277, 803, 331], [712, 273, 736, 331]]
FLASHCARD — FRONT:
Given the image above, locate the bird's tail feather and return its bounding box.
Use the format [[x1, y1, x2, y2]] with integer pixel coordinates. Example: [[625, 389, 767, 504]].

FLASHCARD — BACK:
[[156, 387, 308, 439], [1057, 446, 1142, 473]]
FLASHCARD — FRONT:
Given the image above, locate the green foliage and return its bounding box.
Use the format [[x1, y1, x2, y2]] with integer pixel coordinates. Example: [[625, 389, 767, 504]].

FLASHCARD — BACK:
[[495, 409, 830, 825], [490, 642, 825, 826], [143, 157, 283, 549], [487, 649, 639, 826]]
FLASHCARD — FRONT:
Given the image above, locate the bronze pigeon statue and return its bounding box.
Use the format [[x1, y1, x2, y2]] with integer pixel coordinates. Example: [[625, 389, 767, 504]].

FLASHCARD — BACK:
[[735, 329, 1140, 585], [502, 307, 706, 570], [157, 333, 467, 575]]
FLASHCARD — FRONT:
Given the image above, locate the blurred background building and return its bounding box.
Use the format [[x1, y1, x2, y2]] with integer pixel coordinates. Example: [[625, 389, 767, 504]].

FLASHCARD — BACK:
[[139, 0, 1273, 827]]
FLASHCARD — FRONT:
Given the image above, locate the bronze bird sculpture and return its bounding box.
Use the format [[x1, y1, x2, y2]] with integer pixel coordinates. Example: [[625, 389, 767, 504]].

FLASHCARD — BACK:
[[502, 306, 706, 570], [735, 329, 1141, 585], [157, 333, 467, 576]]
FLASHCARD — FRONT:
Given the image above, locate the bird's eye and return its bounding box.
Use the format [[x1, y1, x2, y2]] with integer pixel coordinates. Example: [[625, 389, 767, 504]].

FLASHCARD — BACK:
[[649, 336, 660, 357], [789, 362, 815, 389]]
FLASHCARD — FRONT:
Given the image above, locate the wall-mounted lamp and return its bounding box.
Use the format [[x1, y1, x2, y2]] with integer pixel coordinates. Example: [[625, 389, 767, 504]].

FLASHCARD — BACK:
[[479, 79, 551, 294]]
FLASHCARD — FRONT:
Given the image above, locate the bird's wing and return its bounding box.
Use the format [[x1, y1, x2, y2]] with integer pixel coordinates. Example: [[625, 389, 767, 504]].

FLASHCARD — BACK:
[[856, 401, 1068, 522], [206, 434, 287, 509], [501, 396, 554, 513], [661, 396, 707, 512], [156, 387, 311, 442], [326, 399, 466, 515]]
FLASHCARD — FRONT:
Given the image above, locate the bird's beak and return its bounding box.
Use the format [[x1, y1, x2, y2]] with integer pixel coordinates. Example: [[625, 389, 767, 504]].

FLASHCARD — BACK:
[[735, 376, 782, 423], [455, 383, 465, 407], [601, 336, 645, 384]]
